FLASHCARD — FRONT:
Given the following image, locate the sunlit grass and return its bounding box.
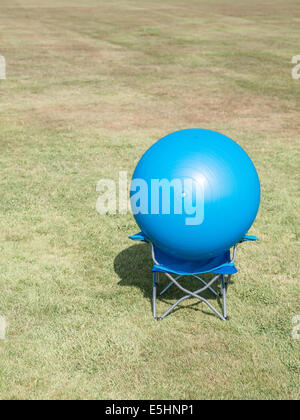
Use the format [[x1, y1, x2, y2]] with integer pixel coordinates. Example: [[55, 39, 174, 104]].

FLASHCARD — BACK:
[[0, 0, 299, 400]]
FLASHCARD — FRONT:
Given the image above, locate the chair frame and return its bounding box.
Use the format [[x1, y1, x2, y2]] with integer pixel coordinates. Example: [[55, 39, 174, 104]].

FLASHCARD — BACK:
[[129, 233, 258, 322], [151, 242, 237, 321]]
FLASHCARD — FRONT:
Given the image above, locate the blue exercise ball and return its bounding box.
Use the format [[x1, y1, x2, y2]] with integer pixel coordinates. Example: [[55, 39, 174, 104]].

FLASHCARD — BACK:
[[130, 129, 260, 261]]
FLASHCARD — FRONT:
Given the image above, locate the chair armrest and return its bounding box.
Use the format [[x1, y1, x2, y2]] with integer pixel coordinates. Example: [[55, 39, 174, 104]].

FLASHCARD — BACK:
[[239, 235, 259, 243], [129, 232, 148, 242]]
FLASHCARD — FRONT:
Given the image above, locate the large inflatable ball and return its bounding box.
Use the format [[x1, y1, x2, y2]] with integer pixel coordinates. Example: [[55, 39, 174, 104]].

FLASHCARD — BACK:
[[130, 129, 260, 261]]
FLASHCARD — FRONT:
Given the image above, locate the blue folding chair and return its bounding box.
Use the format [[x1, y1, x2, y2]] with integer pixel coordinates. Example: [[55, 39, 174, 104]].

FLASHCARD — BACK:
[[129, 232, 258, 321]]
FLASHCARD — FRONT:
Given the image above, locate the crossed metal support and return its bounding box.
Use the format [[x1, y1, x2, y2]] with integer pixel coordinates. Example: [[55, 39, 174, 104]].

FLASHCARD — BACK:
[[152, 271, 229, 321]]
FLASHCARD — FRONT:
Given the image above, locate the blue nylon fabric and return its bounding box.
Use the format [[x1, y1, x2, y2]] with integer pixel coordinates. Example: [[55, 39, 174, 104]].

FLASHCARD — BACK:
[[240, 235, 259, 242], [152, 246, 237, 275], [129, 232, 148, 242], [129, 232, 239, 275]]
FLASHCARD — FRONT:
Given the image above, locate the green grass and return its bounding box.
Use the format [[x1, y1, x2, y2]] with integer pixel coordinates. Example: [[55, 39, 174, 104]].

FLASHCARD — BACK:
[[0, 0, 299, 400]]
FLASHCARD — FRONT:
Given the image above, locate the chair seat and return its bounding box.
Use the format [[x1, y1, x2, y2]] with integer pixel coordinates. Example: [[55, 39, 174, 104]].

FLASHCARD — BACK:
[[152, 245, 237, 275], [129, 232, 238, 275]]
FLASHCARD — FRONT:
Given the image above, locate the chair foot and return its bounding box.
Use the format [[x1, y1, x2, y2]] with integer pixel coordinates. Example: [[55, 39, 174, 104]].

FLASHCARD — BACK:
[[225, 316, 230, 321]]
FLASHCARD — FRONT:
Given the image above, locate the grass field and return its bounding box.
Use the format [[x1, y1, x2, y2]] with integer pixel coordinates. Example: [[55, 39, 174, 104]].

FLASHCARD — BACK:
[[0, 0, 299, 400]]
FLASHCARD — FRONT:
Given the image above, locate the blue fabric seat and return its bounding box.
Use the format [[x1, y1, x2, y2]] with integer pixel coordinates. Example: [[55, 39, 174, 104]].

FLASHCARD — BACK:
[[152, 247, 237, 276]]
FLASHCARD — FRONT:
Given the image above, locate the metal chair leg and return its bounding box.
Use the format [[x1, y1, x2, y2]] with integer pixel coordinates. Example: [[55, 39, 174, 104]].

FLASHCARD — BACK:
[[221, 275, 228, 320], [153, 272, 157, 320]]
